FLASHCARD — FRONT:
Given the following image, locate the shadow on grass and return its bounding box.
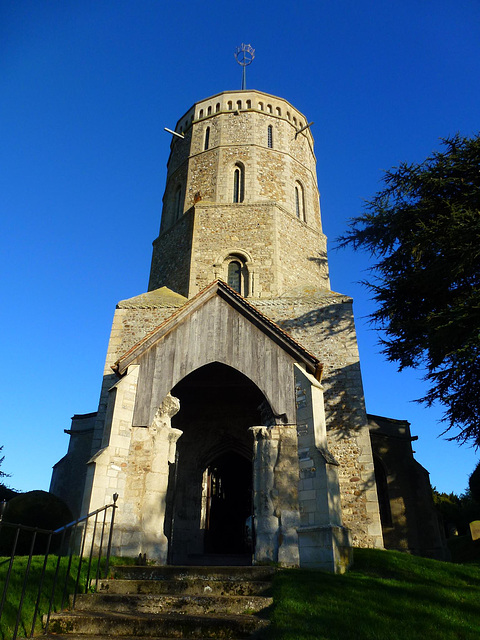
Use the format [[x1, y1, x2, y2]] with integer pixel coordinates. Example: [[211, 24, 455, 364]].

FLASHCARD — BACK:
[[261, 549, 480, 640]]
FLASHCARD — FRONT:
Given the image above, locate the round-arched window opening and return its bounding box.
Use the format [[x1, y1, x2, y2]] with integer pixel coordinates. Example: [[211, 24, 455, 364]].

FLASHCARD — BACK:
[[227, 261, 242, 293]]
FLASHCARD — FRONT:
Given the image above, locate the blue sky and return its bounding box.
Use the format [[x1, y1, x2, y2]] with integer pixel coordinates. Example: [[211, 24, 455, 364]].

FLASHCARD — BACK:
[[1, 0, 479, 495]]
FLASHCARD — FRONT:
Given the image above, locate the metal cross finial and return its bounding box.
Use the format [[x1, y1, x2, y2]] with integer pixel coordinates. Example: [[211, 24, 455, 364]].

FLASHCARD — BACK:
[[234, 43, 255, 90]]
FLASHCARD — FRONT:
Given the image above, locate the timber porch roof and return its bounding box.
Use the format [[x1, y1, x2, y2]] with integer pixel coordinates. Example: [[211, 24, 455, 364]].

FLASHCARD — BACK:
[[113, 279, 323, 380]]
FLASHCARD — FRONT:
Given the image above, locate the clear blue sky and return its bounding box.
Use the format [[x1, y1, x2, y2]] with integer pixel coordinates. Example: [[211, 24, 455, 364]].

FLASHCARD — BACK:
[[1, 0, 479, 496]]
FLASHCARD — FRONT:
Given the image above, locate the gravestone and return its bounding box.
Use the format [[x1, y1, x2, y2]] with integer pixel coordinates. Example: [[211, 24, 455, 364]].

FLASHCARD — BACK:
[[469, 520, 480, 541]]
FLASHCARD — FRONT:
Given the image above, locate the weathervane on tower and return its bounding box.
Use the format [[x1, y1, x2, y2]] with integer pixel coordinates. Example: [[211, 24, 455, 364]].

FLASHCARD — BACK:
[[234, 43, 255, 90]]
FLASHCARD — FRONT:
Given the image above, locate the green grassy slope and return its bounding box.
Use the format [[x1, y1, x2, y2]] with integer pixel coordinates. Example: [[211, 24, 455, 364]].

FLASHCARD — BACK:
[[264, 548, 480, 640]]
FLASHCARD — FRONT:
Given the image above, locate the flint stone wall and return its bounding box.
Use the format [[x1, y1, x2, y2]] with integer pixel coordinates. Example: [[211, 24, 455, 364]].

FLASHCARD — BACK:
[[252, 293, 383, 548]]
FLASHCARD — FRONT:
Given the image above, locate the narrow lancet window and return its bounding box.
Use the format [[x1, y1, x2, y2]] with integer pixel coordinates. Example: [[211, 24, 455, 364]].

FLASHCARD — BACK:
[[267, 125, 273, 148], [174, 185, 182, 220], [295, 181, 305, 222], [233, 163, 245, 203], [204, 126, 210, 150]]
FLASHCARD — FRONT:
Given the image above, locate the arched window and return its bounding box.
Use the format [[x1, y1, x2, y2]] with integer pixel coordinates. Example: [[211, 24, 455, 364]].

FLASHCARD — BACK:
[[293, 116, 297, 126], [246, 99, 251, 109], [267, 125, 273, 149], [217, 250, 252, 297], [295, 181, 305, 222], [215, 103, 220, 112], [207, 106, 212, 116], [227, 261, 242, 293], [286, 111, 291, 120], [258, 102, 264, 111], [236, 100, 242, 111], [276, 106, 281, 116], [199, 109, 204, 119], [204, 126, 210, 151], [233, 163, 245, 203], [228, 101, 233, 110], [174, 185, 182, 220], [267, 104, 272, 113]]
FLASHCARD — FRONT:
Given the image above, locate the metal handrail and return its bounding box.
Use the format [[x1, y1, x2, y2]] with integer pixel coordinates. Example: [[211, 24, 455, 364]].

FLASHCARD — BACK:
[[0, 493, 118, 639]]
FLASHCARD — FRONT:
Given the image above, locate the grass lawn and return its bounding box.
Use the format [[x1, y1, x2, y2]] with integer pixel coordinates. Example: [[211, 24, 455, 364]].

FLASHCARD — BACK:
[[0, 554, 130, 639], [263, 548, 480, 640]]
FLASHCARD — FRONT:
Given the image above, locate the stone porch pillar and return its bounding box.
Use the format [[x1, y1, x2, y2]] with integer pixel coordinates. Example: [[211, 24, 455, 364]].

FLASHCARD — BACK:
[[250, 426, 278, 563], [119, 393, 182, 563], [249, 425, 300, 567]]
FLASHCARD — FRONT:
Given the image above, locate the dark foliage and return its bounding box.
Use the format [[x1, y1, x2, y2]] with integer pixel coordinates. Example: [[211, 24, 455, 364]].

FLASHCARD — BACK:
[[0, 484, 19, 502], [0, 446, 17, 502], [338, 134, 480, 444], [433, 488, 480, 536], [469, 461, 480, 504], [0, 446, 9, 481]]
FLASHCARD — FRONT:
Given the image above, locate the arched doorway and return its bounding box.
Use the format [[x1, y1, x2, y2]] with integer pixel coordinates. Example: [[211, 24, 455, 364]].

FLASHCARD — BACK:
[[167, 362, 273, 565], [203, 452, 252, 555]]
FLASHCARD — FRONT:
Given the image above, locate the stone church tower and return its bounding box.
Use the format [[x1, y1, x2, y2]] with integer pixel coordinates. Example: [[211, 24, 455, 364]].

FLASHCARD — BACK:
[[51, 89, 387, 572]]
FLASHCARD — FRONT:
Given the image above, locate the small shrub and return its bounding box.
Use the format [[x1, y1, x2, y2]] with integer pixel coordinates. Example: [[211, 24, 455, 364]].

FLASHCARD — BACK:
[[0, 491, 73, 555]]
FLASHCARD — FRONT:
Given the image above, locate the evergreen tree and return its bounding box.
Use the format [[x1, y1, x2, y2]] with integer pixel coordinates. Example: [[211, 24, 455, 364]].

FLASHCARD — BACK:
[[339, 134, 480, 444], [469, 461, 480, 504]]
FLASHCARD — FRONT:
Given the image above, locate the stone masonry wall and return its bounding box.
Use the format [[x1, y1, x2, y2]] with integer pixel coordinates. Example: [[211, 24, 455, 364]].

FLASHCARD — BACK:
[[185, 203, 329, 298], [159, 163, 188, 232], [189, 203, 276, 297], [149, 211, 193, 294], [253, 293, 383, 548], [185, 148, 219, 209], [276, 211, 329, 293]]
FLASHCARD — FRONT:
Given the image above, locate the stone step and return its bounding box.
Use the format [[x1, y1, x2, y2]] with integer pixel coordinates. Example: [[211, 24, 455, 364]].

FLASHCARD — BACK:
[[46, 609, 269, 638], [110, 564, 276, 582], [74, 592, 272, 615], [97, 577, 272, 596]]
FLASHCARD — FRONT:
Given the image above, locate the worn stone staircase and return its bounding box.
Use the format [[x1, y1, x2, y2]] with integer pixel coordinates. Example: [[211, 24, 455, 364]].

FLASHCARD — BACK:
[[44, 565, 274, 639]]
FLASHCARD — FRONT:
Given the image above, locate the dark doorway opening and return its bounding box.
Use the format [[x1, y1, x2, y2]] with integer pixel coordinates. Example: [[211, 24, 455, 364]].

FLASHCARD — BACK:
[[167, 362, 272, 565], [204, 452, 252, 555]]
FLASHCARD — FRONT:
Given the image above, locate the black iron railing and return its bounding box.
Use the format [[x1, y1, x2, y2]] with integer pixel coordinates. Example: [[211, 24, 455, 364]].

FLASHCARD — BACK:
[[0, 494, 118, 639]]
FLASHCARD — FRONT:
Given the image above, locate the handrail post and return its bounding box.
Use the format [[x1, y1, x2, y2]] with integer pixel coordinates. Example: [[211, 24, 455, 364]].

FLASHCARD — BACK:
[[104, 493, 118, 579]]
